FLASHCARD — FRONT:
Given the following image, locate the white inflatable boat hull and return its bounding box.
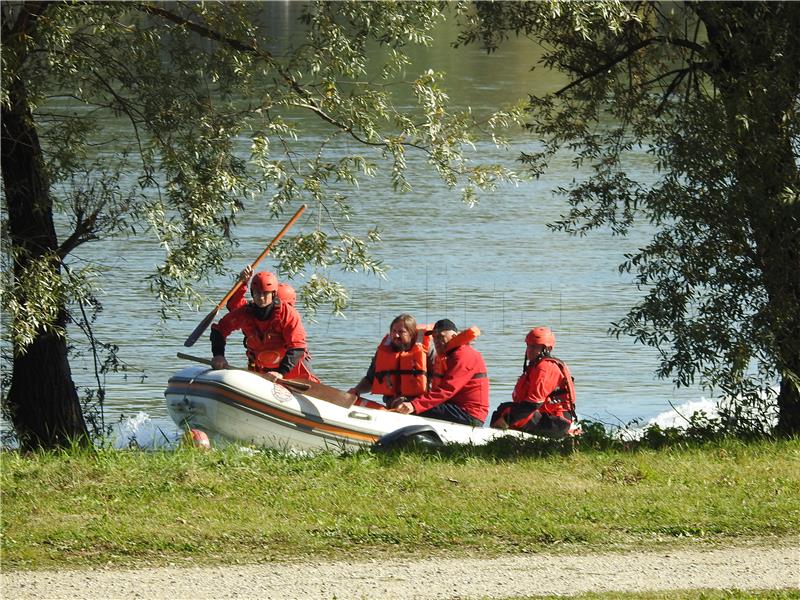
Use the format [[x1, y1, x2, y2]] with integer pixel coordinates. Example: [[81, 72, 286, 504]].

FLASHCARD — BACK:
[[165, 366, 531, 452]]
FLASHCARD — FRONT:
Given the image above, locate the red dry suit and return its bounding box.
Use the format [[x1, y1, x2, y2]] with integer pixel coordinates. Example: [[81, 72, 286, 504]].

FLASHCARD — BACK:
[[410, 339, 489, 424], [512, 356, 576, 419], [429, 327, 479, 392], [490, 356, 576, 437], [210, 299, 316, 381]]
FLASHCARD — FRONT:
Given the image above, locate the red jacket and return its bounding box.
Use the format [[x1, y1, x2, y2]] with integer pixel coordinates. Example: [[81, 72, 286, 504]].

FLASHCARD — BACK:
[[512, 357, 575, 419], [226, 284, 248, 312], [211, 301, 307, 374], [411, 344, 489, 422]]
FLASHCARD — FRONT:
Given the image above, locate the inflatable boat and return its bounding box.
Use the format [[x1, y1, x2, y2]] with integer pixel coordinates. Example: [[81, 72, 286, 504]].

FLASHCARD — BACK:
[[165, 365, 534, 452]]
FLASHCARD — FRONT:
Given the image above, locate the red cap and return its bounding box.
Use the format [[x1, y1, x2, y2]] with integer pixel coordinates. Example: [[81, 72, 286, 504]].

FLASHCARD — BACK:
[[525, 326, 555, 348], [250, 271, 278, 293]]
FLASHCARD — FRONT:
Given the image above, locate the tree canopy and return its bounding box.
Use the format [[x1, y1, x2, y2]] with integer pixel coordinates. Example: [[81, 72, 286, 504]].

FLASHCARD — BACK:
[[458, 0, 800, 434], [1, 1, 521, 448], [4, 0, 797, 448]]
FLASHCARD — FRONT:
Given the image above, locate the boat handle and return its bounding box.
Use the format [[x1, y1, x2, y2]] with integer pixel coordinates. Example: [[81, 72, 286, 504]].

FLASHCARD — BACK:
[[347, 411, 372, 420]]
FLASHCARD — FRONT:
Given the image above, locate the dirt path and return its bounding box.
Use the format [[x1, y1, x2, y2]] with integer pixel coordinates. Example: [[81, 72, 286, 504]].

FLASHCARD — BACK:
[[3, 543, 799, 599]]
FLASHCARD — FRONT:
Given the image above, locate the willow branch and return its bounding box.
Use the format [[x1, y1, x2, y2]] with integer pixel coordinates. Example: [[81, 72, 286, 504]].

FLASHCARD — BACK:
[[554, 35, 705, 97], [57, 207, 102, 259], [133, 3, 476, 184]]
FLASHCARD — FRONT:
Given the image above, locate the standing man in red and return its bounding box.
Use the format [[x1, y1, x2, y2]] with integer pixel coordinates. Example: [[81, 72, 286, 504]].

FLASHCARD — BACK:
[[393, 319, 489, 426], [210, 270, 317, 382]]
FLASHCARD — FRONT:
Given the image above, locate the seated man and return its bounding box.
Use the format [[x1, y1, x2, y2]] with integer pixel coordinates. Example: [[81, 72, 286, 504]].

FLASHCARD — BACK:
[[393, 319, 489, 426], [490, 326, 576, 438]]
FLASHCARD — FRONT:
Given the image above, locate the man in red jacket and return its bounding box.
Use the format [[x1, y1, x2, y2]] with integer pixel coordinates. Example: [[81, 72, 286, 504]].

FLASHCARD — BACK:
[[393, 319, 489, 426], [210, 270, 317, 382], [490, 326, 576, 438]]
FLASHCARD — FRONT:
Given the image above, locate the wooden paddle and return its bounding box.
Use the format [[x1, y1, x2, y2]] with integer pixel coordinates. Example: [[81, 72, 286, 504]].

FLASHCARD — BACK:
[[176, 353, 356, 408], [284, 377, 357, 409], [183, 204, 307, 347]]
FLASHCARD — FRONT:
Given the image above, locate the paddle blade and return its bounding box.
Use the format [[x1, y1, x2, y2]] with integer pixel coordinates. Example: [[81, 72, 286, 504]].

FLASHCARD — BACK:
[[276, 379, 311, 392], [184, 308, 219, 347], [285, 379, 356, 408]]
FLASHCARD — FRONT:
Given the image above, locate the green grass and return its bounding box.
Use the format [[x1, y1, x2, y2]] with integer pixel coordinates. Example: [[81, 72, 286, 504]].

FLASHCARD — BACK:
[[2, 437, 799, 570]]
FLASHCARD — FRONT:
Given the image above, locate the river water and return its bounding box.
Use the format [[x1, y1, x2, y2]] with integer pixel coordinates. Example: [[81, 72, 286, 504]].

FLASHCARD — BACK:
[[9, 6, 712, 445]]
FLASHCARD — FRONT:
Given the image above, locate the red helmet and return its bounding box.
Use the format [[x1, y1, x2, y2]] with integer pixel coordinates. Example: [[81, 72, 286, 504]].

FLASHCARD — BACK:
[[525, 326, 555, 348], [276, 282, 296, 307], [250, 271, 278, 293]]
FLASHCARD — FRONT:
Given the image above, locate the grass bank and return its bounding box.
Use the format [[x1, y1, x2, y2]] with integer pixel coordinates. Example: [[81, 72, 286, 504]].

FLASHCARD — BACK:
[[2, 437, 798, 570]]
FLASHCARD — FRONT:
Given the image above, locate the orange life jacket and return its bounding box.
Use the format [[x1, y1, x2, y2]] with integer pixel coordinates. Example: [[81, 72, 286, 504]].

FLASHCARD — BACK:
[[371, 327, 431, 397], [239, 300, 302, 371], [245, 327, 287, 369], [430, 326, 480, 390]]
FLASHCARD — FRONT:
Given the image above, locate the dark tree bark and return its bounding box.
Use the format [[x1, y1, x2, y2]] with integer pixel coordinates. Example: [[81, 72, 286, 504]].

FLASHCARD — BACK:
[[701, 3, 800, 436], [2, 6, 90, 449]]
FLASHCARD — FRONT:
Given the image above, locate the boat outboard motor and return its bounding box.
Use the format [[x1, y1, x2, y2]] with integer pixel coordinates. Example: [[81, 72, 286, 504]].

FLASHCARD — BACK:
[[373, 424, 444, 451]]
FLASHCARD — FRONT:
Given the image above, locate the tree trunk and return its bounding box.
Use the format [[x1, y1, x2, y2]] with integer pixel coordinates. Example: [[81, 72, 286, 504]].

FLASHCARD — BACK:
[[6, 322, 89, 450], [704, 4, 800, 436], [744, 10, 800, 438], [2, 75, 90, 450], [777, 372, 800, 436]]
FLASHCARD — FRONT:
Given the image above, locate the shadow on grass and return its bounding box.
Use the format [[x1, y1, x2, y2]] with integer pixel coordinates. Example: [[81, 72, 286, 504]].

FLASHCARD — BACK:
[[368, 416, 793, 464]]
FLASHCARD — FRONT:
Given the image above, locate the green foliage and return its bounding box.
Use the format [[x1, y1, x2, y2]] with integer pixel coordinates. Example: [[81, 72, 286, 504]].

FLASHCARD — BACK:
[[1, 1, 526, 444], [380, 414, 778, 460], [586, 410, 776, 451], [2, 252, 69, 348], [456, 1, 800, 432], [2, 0, 525, 332]]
